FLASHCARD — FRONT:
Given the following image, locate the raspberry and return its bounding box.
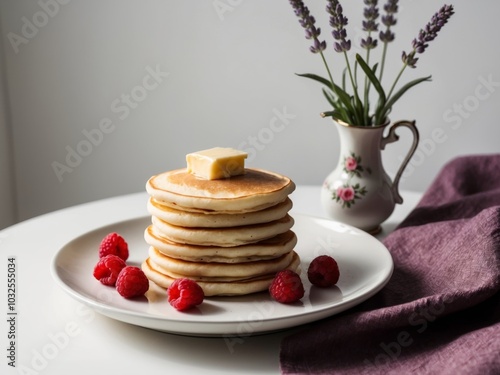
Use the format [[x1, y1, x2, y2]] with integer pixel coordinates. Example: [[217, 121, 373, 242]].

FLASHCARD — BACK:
[[168, 278, 204, 311], [307, 255, 340, 287], [93, 254, 127, 286], [269, 269, 304, 304], [115, 266, 149, 298], [99, 232, 129, 261]]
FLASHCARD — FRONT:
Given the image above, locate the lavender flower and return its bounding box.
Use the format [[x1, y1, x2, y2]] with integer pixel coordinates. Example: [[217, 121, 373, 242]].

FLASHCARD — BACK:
[[287, 1, 455, 126], [377, 0, 398, 82], [361, 0, 379, 50], [361, 36, 377, 50], [402, 4, 454, 68], [289, 0, 327, 53], [379, 0, 398, 43], [326, 0, 351, 52]]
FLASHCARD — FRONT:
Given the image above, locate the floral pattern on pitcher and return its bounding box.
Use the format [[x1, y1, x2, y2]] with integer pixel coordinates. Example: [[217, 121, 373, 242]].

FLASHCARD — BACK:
[[342, 153, 372, 177], [331, 153, 371, 208]]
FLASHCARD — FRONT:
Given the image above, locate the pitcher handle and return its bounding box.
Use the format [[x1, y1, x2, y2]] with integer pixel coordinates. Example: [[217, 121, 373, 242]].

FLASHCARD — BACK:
[[380, 120, 419, 204]]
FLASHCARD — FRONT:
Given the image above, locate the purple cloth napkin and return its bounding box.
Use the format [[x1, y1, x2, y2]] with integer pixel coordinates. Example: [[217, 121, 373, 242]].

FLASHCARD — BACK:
[[280, 154, 500, 375]]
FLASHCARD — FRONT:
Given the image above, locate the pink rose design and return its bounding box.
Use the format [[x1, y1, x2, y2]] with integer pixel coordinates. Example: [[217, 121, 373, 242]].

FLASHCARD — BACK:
[[345, 156, 357, 171], [336, 186, 344, 198], [340, 186, 355, 202]]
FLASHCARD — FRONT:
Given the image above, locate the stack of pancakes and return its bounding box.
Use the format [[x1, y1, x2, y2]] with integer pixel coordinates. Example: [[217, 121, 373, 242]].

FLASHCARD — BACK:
[[141, 168, 299, 296]]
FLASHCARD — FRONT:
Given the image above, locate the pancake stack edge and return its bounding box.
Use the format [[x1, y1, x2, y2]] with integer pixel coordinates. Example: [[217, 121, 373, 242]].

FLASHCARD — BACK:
[[141, 168, 300, 296]]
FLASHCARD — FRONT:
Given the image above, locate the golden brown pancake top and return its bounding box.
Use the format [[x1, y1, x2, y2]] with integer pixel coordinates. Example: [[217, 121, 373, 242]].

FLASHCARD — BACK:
[[150, 168, 292, 198]]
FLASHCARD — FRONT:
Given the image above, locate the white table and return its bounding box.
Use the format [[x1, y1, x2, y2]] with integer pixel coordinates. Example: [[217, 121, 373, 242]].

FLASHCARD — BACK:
[[0, 186, 421, 375]]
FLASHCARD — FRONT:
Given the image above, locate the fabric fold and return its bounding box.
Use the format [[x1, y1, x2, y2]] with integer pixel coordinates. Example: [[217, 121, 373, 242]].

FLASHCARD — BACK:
[[280, 154, 500, 374]]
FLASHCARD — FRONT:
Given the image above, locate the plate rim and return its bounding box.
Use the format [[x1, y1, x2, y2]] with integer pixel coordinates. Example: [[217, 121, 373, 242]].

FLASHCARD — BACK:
[[50, 213, 393, 336]]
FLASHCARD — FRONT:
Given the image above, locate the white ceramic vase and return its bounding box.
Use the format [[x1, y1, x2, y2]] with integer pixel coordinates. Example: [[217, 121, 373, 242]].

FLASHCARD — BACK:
[[321, 119, 419, 234]]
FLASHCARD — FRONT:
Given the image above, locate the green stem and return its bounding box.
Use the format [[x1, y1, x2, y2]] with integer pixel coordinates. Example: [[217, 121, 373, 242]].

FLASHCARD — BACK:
[[363, 47, 372, 125], [378, 25, 392, 82], [375, 58, 409, 125], [386, 62, 408, 101], [379, 42, 389, 82], [344, 52, 363, 125], [319, 49, 352, 123], [319, 49, 335, 92]]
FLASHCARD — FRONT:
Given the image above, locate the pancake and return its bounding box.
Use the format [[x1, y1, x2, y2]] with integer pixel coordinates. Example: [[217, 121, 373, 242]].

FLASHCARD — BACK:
[[145, 225, 297, 263], [147, 197, 293, 228], [148, 246, 296, 278], [141, 252, 301, 296], [143, 158, 299, 297], [146, 168, 295, 213], [151, 214, 294, 247]]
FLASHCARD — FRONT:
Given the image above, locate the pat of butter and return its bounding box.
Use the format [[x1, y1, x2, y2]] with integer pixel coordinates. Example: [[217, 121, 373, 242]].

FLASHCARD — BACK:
[[186, 147, 248, 180]]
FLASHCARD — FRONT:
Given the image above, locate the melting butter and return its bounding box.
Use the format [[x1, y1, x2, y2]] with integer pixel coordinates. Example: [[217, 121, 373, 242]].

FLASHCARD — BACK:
[[186, 147, 248, 180]]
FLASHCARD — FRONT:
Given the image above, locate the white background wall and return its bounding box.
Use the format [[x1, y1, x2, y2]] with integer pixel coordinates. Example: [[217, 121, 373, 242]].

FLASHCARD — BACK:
[[0, 0, 499, 228]]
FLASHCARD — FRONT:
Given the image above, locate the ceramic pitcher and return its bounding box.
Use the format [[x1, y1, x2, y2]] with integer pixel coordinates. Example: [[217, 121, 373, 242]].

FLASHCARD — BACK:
[[321, 119, 419, 234]]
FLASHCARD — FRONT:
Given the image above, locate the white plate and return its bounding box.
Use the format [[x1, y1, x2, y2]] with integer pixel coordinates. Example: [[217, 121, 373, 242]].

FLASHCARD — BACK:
[[51, 213, 393, 337]]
